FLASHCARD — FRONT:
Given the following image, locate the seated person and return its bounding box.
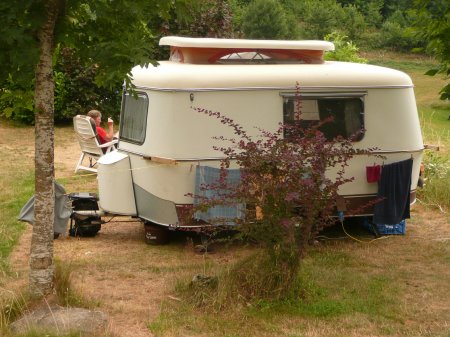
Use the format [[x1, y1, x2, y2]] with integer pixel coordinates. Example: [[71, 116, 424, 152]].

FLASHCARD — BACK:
[[87, 109, 114, 144]]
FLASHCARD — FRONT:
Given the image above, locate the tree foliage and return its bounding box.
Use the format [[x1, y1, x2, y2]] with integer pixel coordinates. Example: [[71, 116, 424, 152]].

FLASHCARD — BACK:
[[53, 47, 122, 123], [0, 75, 35, 124], [2, 0, 445, 125], [0, 1, 176, 124], [241, 0, 295, 39], [1, 1, 168, 90], [341, 4, 367, 40], [186, 0, 233, 38], [336, 0, 413, 19], [414, 0, 449, 100], [375, 9, 424, 51], [234, 0, 433, 54], [295, 0, 345, 39], [1, 47, 123, 124]]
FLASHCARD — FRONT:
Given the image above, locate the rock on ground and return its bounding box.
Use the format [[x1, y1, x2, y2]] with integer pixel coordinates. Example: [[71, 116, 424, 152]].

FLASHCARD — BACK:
[[11, 305, 108, 335]]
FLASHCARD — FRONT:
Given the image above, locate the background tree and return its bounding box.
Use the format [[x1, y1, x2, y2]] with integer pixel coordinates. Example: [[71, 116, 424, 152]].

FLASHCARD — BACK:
[[53, 47, 122, 123], [295, 0, 346, 39], [151, 0, 235, 61], [2, 0, 442, 127], [268, 0, 429, 52], [336, 0, 383, 27], [376, 9, 423, 51], [186, 0, 233, 38], [157, 0, 233, 38], [241, 0, 295, 39], [414, 0, 449, 100], [229, 0, 251, 36], [380, 0, 414, 18], [30, 0, 59, 297], [0, 0, 173, 297], [364, 0, 384, 28], [341, 4, 367, 41], [0, 45, 123, 124]]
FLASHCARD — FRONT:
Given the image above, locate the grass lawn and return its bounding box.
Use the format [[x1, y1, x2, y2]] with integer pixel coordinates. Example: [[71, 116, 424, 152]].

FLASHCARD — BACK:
[[150, 53, 450, 337]]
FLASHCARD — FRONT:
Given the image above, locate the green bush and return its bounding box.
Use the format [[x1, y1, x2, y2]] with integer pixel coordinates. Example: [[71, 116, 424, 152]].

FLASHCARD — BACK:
[[53, 47, 122, 123], [0, 77, 34, 125], [1, 47, 122, 125], [417, 151, 450, 211], [359, 29, 383, 50], [324, 32, 367, 63]]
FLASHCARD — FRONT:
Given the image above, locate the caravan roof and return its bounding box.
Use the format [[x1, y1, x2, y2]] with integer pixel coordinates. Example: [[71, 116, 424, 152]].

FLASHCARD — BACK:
[[131, 62, 413, 91], [130, 37, 413, 91]]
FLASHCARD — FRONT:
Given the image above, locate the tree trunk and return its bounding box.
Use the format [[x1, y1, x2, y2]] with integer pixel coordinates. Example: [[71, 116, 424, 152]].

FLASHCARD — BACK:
[[30, 0, 60, 297]]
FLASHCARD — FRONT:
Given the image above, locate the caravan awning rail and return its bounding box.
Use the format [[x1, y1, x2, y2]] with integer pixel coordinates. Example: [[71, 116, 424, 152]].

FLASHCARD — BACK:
[[131, 149, 425, 164]]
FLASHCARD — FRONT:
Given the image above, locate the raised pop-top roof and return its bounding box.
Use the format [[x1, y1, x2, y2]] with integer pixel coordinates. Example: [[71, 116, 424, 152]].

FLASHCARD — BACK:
[[159, 36, 335, 64]]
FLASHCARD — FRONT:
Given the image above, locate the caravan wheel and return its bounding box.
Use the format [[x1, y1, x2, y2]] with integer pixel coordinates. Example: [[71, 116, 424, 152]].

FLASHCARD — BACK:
[[144, 222, 171, 245]]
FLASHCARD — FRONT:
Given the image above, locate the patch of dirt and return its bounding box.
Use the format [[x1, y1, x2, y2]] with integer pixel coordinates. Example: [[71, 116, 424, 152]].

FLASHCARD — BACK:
[[4, 124, 248, 336], [5, 126, 144, 335], [3, 122, 450, 337], [10, 222, 246, 337]]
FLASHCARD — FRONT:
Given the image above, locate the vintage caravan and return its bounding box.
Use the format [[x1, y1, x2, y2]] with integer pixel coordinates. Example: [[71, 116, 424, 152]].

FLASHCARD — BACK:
[[92, 36, 423, 237]]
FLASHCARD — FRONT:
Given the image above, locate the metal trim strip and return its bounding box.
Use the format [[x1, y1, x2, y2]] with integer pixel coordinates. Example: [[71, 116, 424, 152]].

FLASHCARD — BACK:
[[134, 85, 413, 92], [280, 91, 368, 98], [119, 149, 424, 163]]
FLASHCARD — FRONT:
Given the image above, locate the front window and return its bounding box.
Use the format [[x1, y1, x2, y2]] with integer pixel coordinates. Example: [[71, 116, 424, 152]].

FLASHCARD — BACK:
[[282, 93, 365, 141], [119, 91, 149, 144]]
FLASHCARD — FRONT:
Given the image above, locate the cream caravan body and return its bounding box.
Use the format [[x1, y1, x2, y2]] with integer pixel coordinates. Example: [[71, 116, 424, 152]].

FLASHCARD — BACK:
[[97, 36, 423, 228]]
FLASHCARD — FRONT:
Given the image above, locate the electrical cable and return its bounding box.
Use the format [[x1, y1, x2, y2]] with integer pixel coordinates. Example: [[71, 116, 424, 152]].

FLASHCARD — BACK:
[[337, 211, 390, 244]]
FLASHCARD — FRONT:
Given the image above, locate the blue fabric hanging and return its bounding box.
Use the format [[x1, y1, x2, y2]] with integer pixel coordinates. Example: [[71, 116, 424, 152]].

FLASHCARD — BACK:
[[373, 158, 413, 225], [194, 166, 244, 226]]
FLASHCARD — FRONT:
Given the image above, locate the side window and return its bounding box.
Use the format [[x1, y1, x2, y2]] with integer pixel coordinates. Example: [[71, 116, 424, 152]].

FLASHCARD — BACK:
[[282, 94, 365, 141], [119, 91, 149, 144]]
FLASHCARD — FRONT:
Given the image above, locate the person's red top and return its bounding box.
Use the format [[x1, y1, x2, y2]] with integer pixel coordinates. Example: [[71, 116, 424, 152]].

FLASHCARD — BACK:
[[96, 126, 108, 144]]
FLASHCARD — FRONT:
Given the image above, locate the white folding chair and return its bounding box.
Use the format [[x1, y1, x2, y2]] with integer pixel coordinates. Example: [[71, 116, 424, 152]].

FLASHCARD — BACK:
[[73, 115, 118, 173]]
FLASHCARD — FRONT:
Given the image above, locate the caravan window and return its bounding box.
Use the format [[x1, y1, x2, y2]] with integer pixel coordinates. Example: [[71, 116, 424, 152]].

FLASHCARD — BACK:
[[120, 91, 149, 144], [282, 93, 365, 141]]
